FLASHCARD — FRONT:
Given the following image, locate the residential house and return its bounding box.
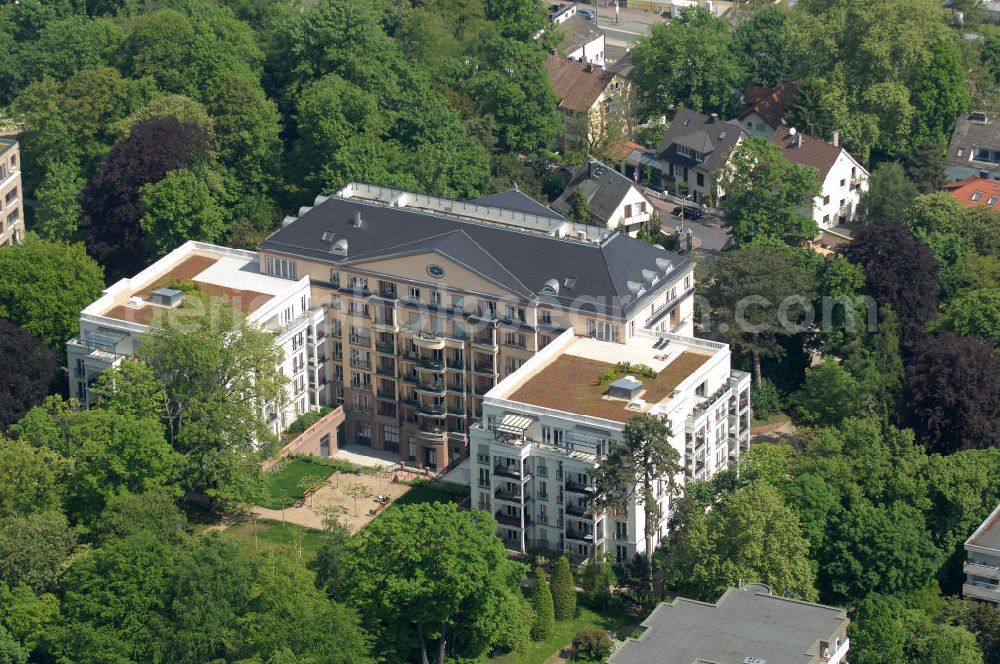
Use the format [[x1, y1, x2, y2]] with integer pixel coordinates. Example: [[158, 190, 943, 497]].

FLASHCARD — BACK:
[[946, 111, 1000, 182], [66, 241, 325, 436], [771, 127, 868, 229], [471, 324, 751, 559], [944, 175, 1000, 209], [626, 107, 746, 205], [963, 502, 1000, 606], [551, 157, 653, 235], [609, 584, 849, 664], [0, 138, 23, 247], [556, 14, 604, 66], [544, 55, 636, 149], [546, 1, 577, 24], [737, 83, 795, 138], [257, 182, 698, 471]]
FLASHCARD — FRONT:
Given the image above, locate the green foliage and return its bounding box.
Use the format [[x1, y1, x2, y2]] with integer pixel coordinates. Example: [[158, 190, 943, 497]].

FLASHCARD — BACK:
[[860, 162, 919, 224], [342, 502, 526, 662], [789, 358, 860, 427], [0, 511, 76, 594], [551, 555, 577, 621], [632, 8, 744, 117], [594, 414, 681, 593], [33, 160, 84, 242], [0, 581, 59, 657], [0, 237, 104, 348], [261, 458, 336, 510], [571, 627, 612, 663], [930, 288, 1000, 349], [907, 140, 948, 194], [580, 554, 615, 608], [946, 599, 1000, 664], [0, 438, 61, 519], [721, 136, 820, 247], [733, 7, 791, 88], [309, 517, 352, 601], [662, 482, 818, 602], [750, 377, 783, 419], [530, 569, 555, 641], [139, 166, 230, 257], [567, 190, 591, 224], [94, 489, 187, 545], [138, 300, 286, 512]]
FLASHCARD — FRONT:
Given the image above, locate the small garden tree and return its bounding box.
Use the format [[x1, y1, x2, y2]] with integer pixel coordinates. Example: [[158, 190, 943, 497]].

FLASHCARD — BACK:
[[551, 555, 577, 620], [530, 568, 555, 640]]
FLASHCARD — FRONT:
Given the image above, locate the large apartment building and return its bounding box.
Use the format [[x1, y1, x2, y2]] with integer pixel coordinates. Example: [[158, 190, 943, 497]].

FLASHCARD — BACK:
[[963, 502, 1000, 606], [66, 241, 324, 436], [257, 183, 697, 471], [0, 138, 23, 247], [470, 325, 751, 561]]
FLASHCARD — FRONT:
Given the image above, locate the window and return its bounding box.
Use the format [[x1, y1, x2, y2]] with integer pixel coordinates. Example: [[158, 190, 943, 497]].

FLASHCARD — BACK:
[[540, 335, 552, 349], [356, 422, 372, 445], [431, 291, 441, 306], [347, 275, 368, 291], [505, 306, 525, 322], [383, 425, 400, 452], [615, 522, 628, 540], [972, 192, 984, 202], [640, 201, 647, 213], [616, 545, 628, 563], [408, 287, 421, 301], [823, 195, 830, 205], [696, 172, 704, 187], [505, 331, 526, 348], [4, 188, 16, 206], [408, 440, 417, 462], [823, 214, 830, 224], [624, 204, 632, 218], [539, 310, 552, 325], [451, 294, 464, 311], [329, 270, 340, 287], [505, 357, 523, 375], [352, 392, 371, 413], [587, 319, 619, 342], [451, 320, 465, 340], [840, 178, 846, 187], [839, 199, 846, 209], [478, 467, 491, 488], [265, 256, 296, 280], [989, 196, 998, 206]]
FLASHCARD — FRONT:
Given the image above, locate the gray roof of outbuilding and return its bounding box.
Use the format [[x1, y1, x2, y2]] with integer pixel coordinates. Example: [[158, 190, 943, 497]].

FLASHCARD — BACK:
[[259, 194, 691, 318], [469, 188, 567, 221], [609, 585, 848, 664], [552, 157, 642, 223], [658, 107, 746, 174]]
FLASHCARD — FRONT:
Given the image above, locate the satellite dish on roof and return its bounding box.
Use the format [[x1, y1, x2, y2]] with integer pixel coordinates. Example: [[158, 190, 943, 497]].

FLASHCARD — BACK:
[[789, 127, 797, 136]]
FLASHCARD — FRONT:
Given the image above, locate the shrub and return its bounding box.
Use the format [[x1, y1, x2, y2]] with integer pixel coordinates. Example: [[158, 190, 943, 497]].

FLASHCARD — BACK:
[[751, 378, 782, 419], [530, 569, 555, 640], [572, 628, 613, 662], [551, 555, 577, 620]]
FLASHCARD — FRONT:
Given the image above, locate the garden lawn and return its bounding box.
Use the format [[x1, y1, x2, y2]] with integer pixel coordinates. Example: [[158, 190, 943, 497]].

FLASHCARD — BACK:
[[261, 457, 337, 509], [222, 518, 329, 562], [490, 595, 629, 664], [380, 480, 466, 515]]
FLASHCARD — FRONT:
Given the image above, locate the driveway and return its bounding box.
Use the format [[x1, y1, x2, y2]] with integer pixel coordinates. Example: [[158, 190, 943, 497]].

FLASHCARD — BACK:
[[647, 196, 733, 256]]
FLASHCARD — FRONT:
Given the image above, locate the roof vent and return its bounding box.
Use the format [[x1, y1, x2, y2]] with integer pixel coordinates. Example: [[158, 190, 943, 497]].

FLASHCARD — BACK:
[[321, 231, 335, 243], [641, 268, 659, 285], [331, 238, 348, 256], [281, 215, 297, 228], [626, 399, 645, 411], [127, 296, 143, 308], [653, 243, 666, 250], [540, 278, 560, 296], [351, 210, 363, 228], [656, 257, 674, 273], [298, 205, 313, 217], [608, 376, 643, 400], [150, 288, 183, 307]]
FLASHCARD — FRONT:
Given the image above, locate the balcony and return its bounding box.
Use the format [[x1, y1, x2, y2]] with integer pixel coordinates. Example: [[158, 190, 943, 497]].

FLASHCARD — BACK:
[[495, 510, 530, 528], [375, 340, 396, 355], [494, 464, 530, 481], [373, 317, 398, 332], [418, 403, 446, 417], [375, 364, 396, 378], [564, 480, 595, 495], [415, 382, 447, 396], [350, 358, 372, 371], [494, 487, 530, 503], [401, 326, 446, 350], [471, 334, 498, 351], [965, 561, 1000, 580], [963, 581, 1000, 602], [565, 503, 593, 519], [564, 529, 596, 544], [446, 382, 465, 394], [416, 357, 445, 372], [349, 334, 371, 348], [473, 363, 495, 376], [377, 388, 396, 400]]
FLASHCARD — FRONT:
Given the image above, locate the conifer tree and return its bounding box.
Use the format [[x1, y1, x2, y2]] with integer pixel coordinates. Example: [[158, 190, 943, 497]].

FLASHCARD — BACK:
[[530, 568, 555, 640], [551, 555, 577, 620]]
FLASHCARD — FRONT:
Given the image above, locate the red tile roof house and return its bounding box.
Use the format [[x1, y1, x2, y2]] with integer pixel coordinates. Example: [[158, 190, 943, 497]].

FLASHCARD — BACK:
[[944, 175, 1000, 209], [771, 127, 869, 229], [737, 83, 796, 138]]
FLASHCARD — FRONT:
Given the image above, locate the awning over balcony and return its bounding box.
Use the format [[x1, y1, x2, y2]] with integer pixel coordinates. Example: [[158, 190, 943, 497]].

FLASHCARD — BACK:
[[497, 413, 535, 435]]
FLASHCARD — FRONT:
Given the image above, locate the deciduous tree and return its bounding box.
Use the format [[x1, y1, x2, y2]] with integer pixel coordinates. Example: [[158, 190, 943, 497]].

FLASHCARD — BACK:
[[594, 413, 681, 593], [789, 357, 859, 427], [0, 238, 104, 348], [139, 166, 229, 257], [0, 320, 56, 431], [902, 333, 1000, 454], [859, 162, 919, 225], [0, 511, 76, 594]]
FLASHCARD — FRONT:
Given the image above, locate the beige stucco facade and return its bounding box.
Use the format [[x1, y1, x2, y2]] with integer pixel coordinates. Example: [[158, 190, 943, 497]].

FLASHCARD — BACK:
[[0, 139, 23, 247]]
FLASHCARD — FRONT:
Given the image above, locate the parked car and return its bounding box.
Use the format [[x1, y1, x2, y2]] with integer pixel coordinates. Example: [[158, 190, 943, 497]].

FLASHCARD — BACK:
[[578, 8, 595, 20], [670, 205, 703, 220]]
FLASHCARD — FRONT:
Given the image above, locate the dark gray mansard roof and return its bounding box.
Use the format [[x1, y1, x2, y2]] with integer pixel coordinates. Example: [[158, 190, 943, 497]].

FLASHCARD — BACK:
[[259, 195, 692, 319]]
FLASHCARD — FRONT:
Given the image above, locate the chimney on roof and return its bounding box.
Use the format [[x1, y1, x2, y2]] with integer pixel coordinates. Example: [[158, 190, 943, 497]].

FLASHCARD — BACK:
[[585, 62, 594, 73], [831, 131, 840, 147], [709, 113, 718, 124]]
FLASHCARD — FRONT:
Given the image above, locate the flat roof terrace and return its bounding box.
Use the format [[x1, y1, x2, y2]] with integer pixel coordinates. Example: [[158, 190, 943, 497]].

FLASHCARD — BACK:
[[100, 252, 278, 326], [504, 335, 712, 423]]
